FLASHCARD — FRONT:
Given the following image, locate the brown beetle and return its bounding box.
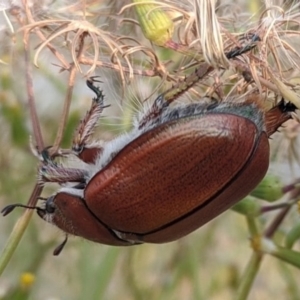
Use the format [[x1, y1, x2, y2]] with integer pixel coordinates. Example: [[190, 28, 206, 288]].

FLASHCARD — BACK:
[[7, 34, 291, 254], [3, 76, 296, 255], [6, 35, 292, 254], [42, 96, 296, 246]]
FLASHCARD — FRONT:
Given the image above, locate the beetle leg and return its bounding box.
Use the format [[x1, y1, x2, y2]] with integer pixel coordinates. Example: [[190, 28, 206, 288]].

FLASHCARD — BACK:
[[39, 164, 88, 184], [72, 77, 109, 163], [138, 64, 215, 130], [112, 230, 144, 244], [31, 146, 88, 184], [265, 99, 297, 136], [138, 35, 261, 130]]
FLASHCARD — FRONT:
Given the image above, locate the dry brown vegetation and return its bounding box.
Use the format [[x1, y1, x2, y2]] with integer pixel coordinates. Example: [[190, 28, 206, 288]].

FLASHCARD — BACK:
[[0, 1, 300, 299]]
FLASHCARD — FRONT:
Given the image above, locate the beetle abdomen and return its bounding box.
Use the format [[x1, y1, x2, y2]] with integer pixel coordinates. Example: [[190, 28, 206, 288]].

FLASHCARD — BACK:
[[85, 111, 268, 240]]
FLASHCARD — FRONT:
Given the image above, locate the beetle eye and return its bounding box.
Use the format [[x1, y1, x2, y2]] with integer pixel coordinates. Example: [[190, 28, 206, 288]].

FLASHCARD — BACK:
[[45, 196, 56, 214]]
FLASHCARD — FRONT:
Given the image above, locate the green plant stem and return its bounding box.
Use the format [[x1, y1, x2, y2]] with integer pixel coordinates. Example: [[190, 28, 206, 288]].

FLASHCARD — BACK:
[[235, 215, 263, 300], [0, 185, 43, 276], [285, 223, 300, 249], [236, 252, 263, 300], [265, 245, 300, 268], [246, 216, 259, 237]]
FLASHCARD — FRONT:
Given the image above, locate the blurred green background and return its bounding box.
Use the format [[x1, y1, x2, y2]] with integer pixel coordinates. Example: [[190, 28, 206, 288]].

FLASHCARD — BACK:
[[1, 1, 300, 299]]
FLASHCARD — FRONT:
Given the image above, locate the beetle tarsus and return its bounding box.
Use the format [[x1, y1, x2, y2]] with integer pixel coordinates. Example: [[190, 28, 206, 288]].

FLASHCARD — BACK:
[[265, 99, 297, 136], [277, 99, 297, 113], [226, 33, 260, 59], [86, 77, 105, 105]]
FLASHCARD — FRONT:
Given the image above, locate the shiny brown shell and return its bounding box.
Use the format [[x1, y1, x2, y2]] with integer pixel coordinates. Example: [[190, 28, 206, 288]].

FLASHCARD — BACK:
[[84, 112, 269, 243], [41, 100, 296, 246]]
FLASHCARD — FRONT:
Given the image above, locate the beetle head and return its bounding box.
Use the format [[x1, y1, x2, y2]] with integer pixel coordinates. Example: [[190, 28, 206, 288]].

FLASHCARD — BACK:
[[37, 190, 137, 248]]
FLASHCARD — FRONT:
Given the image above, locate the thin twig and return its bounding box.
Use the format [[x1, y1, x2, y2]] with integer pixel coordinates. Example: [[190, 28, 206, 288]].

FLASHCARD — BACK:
[[51, 34, 88, 153], [24, 3, 70, 70], [264, 188, 300, 238], [23, 6, 44, 152]]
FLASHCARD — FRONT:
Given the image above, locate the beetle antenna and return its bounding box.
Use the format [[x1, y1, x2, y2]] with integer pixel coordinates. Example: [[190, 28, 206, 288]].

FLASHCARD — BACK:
[[1, 204, 40, 216], [53, 235, 68, 256]]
